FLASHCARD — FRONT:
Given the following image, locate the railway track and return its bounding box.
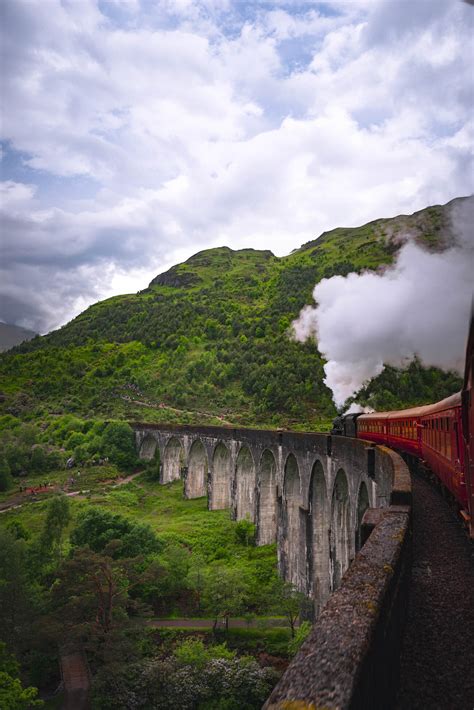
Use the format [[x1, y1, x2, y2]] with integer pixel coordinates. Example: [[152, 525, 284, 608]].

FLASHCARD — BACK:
[[397, 473, 474, 709]]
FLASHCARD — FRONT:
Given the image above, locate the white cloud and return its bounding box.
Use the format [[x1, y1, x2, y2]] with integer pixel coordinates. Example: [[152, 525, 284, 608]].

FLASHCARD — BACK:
[[0, 0, 473, 333], [293, 198, 474, 406]]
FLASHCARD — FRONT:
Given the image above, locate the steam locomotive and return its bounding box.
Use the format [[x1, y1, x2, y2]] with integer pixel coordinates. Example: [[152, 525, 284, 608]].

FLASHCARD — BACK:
[[332, 313, 474, 538]]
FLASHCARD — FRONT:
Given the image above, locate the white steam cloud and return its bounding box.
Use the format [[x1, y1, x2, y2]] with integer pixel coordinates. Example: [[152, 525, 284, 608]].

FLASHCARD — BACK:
[[293, 199, 474, 407]]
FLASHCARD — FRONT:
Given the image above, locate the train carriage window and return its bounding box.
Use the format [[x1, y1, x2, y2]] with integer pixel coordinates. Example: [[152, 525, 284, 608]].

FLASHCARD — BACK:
[[453, 421, 460, 460]]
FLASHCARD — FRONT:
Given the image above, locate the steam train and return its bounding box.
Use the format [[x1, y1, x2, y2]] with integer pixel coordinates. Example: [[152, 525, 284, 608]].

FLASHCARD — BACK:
[[332, 313, 474, 538]]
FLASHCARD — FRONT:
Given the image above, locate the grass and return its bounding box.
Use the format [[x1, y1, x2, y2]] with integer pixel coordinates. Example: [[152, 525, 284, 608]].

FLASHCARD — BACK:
[[0, 473, 278, 572], [0, 463, 124, 507]]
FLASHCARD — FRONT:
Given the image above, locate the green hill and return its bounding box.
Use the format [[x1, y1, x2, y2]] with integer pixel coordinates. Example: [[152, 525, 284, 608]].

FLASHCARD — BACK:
[[0, 197, 466, 430]]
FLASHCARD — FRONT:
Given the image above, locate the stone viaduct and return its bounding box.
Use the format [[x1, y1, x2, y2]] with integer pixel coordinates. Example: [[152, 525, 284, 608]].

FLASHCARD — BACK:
[[134, 422, 395, 616]]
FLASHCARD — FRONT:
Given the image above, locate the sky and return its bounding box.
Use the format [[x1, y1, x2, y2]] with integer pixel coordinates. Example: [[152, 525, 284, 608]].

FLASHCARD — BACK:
[[1, 0, 473, 335]]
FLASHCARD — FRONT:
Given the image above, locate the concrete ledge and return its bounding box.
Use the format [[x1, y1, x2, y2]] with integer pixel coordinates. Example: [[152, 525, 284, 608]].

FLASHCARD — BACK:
[[264, 448, 412, 710], [377, 445, 412, 506]]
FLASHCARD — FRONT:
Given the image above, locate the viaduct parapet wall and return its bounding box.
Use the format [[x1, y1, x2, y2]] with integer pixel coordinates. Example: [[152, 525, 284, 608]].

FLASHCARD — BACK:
[[133, 423, 396, 613]]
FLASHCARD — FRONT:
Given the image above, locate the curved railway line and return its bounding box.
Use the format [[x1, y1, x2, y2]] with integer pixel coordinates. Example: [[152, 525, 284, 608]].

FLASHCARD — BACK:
[[397, 472, 474, 709]]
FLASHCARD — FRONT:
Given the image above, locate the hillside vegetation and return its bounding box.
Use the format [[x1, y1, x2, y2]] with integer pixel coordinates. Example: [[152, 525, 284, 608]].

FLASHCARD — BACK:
[[0, 197, 465, 431]]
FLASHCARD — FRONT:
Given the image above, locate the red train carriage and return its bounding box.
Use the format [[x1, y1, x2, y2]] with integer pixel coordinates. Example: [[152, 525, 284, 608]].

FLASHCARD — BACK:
[[335, 311, 473, 536], [418, 393, 465, 508], [461, 311, 474, 537], [357, 406, 423, 458], [357, 392, 467, 521]]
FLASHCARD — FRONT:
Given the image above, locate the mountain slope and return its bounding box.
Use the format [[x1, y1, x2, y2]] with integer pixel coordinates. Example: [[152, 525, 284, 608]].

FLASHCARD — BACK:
[[0, 197, 467, 429]]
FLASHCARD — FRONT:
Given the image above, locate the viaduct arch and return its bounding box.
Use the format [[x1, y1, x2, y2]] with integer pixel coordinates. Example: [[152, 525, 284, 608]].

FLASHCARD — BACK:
[[134, 423, 394, 615]]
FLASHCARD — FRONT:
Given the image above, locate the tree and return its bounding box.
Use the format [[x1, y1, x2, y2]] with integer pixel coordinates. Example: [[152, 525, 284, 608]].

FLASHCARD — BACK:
[[202, 566, 250, 632], [0, 644, 44, 708], [6, 521, 30, 541], [0, 672, 43, 709], [71, 507, 161, 558], [39, 495, 71, 562], [186, 553, 206, 614], [50, 547, 130, 645], [0, 531, 37, 652], [144, 447, 161, 481], [100, 421, 137, 469], [273, 578, 307, 638], [30, 446, 47, 473], [0, 457, 13, 492]]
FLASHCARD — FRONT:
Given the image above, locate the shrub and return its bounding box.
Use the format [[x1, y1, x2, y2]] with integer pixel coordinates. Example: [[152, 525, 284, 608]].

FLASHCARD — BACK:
[[30, 446, 47, 473], [174, 638, 235, 669], [71, 507, 162, 558], [234, 519, 256, 547], [100, 421, 137, 470], [288, 620, 312, 656]]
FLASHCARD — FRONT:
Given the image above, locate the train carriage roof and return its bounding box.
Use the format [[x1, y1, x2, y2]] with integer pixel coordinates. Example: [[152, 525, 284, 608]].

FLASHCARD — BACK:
[[357, 392, 461, 421]]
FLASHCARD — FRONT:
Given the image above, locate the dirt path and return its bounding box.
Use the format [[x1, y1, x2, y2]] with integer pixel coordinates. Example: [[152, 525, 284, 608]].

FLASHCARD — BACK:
[[120, 394, 233, 425], [111, 471, 142, 487]]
